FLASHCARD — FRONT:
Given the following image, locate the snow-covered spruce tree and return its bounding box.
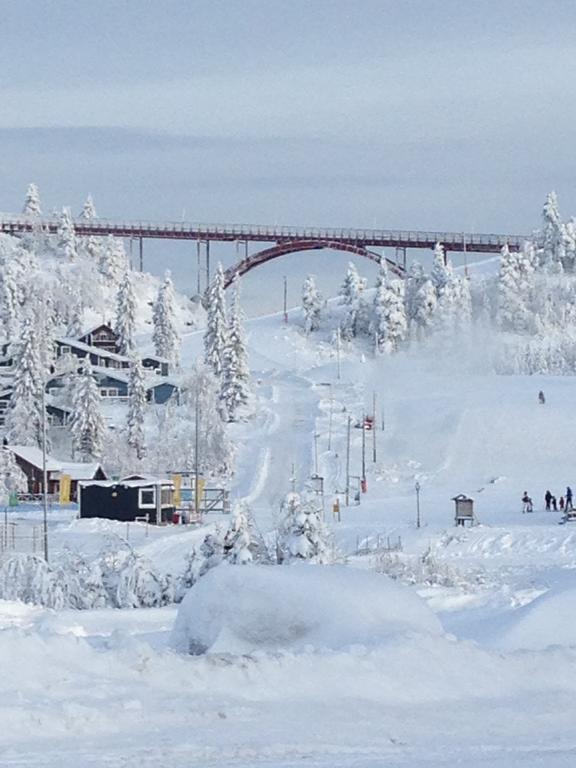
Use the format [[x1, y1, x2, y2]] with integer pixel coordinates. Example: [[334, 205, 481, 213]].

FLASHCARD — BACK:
[[0, 264, 19, 341], [127, 357, 147, 461], [339, 262, 366, 340], [153, 270, 180, 368], [66, 300, 84, 339], [411, 277, 437, 340], [498, 243, 535, 334], [220, 278, 250, 422], [372, 265, 407, 354], [430, 242, 452, 297], [99, 235, 128, 284], [302, 274, 322, 333], [55, 548, 108, 610], [149, 363, 233, 478], [203, 263, 227, 376], [115, 270, 136, 355], [454, 276, 473, 331], [539, 191, 565, 271], [0, 554, 67, 608], [70, 358, 105, 460], [79, 195, 97, 220], [564, 218, 576, 273], [404, 261, 427, 333], [223, 505, 253, 564], [5, 316, 44, 447], [278, 492, 331, 564], [23, 183, 42, 216], [58, 207, 77, 262]]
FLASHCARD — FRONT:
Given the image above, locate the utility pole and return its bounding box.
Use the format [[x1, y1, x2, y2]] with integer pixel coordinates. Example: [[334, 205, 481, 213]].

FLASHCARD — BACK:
[[415, 481, 421, 529], [194, 388, 201, 517], [328, 385, 333, 451], [313, 432, 319, 476], [139, 237, 143, 272], [41, 386, 49, 562], [372, 394, 378, 461], [196, 239, 201, 295], [283, 276, 288, 323], [345, 416, 351, 506], [361, 415, 366, 492], [336, 327, 341, 380]]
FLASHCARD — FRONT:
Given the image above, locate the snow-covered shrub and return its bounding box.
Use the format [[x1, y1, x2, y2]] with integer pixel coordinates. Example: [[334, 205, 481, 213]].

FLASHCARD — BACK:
[[277, 492, 333, 564]]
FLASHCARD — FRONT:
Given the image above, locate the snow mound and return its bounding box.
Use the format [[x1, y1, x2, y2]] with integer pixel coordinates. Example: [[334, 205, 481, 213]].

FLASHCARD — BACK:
[[171, 562, 443, 655], [498, 585, 576, 650]]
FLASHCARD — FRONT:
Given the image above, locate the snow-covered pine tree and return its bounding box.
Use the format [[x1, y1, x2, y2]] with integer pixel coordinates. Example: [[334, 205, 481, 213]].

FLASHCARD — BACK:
[[23, 183, 42, 216], [0, 264, 19, 341], [278, 492, 331, 564], [99, 235, 128, 284], [454, 276, 473, 331], [372, 265, 407, 354], [302, 274, 322, 333], [339, 262, 366, 340], [223, 505, 253, 564], [411, 278, 437, 340], [115, 550, 165, 608], [58, 207, 77, 261], [79, 195, 97, 220], [430, 242, 451, 297], [404, 261, 427, 333], [70, 358, 105, 460], [5, 316, 44, 446], [220, 278, 250, 422], [498, 243, 535, 334], [152, 270, 180, 368], [540, 191, 565, 271], [127, 357, 147, 460], [115, 270, 136, 355], [203, 263, 228, 376]]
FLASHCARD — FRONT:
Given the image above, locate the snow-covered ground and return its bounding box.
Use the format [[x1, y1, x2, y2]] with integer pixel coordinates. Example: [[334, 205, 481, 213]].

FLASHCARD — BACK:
[[3, 302, 576, 767]]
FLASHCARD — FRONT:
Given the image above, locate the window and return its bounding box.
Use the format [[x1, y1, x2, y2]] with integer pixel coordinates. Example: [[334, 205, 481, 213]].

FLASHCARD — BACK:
[[100, 387, 120, 398], [60, 345, 71, 355], [139, 488, 156, 508]]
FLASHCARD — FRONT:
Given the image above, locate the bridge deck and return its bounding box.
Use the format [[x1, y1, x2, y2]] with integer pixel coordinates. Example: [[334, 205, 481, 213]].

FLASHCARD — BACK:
[[0, 214, 525, 253]]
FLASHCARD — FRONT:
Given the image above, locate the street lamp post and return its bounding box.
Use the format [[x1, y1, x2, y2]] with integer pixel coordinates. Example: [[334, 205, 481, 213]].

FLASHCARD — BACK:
[[415, 481, 421, 529]]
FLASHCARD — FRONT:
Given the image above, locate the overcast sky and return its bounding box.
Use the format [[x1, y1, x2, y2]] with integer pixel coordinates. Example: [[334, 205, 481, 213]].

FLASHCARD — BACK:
[[1, 0, 575, 307]]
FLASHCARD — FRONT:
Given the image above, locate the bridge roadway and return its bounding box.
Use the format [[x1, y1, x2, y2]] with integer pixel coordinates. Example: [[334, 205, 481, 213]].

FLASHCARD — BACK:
[[0, 213, 525, 254]]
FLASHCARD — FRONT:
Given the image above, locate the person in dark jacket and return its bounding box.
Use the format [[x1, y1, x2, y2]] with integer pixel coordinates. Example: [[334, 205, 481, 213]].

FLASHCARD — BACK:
[[552, 495, 558, 511], [545, 490, 552, 511], [566, 487, 573, 511], [538, 391, 546, 404], [522, 492, 533, 513]]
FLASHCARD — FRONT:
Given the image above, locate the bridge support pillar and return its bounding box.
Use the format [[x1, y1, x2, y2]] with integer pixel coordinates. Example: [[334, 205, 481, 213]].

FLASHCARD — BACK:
[[395, 246, 406, 271], [139, 237, 143, 272]]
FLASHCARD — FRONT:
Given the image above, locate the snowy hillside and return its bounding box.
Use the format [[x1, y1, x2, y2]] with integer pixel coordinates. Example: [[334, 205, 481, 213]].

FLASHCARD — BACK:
[[4, 190, 576, 766]]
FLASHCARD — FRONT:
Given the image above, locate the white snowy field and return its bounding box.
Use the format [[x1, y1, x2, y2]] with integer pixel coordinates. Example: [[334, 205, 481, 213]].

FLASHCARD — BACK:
[[3, 305, 576, 767]]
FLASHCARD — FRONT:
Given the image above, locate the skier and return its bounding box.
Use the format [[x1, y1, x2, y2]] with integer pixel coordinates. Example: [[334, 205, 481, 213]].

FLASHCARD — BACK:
[[552, 495, 558, 511], [560, 496, 565, 511], [522, 492, 533, 513], [538, 390, 546, 404], [566, 487, 573, 511], [545, 490, 552, 511]]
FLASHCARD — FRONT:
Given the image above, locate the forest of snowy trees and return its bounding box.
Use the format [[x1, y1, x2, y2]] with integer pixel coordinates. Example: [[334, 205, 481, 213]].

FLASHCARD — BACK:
[[301, 192, 576, 376], [0, 184, 253, 484]]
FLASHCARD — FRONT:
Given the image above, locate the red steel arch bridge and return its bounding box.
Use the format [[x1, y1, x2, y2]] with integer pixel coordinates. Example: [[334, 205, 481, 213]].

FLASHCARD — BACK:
[[0, 214, 525, 290]]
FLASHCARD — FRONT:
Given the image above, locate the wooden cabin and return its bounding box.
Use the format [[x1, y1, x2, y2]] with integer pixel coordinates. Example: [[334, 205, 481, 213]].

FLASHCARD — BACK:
[[79, 475, 175, 524]]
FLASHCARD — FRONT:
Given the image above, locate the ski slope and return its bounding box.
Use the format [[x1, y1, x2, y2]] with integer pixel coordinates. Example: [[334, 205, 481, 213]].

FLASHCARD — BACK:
[[4, 305, 576, 767]]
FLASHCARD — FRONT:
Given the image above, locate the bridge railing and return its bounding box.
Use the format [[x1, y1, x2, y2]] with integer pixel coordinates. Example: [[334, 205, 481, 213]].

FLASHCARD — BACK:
[[0, 213, 526, 249]]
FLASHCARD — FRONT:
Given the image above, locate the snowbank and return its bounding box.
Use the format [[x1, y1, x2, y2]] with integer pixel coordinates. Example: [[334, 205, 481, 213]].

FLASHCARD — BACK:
[[497, 585, 576, 650], [171, 562, 442, 655]]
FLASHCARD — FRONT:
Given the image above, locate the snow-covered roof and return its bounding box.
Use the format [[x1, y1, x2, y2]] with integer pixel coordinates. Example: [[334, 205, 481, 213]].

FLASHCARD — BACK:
[[7, 445, 61, 471], [56, 337, 129, 364], [79, 475, 173, 489], [7, 445, 104, 478]]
